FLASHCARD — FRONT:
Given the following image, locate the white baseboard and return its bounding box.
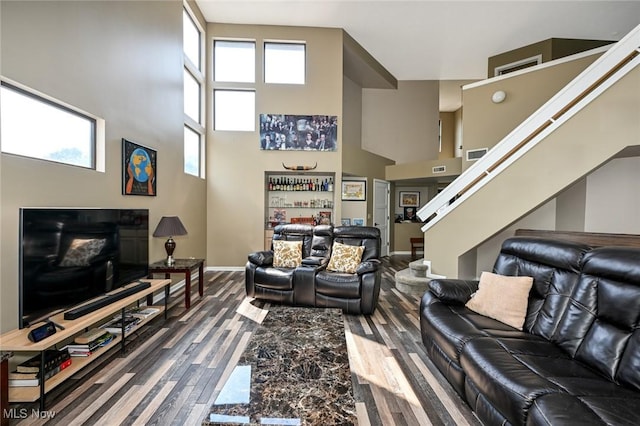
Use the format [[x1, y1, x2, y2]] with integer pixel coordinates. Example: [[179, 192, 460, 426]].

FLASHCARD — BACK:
[[206, 266, 244, 272], [390, 250, 424, 256]]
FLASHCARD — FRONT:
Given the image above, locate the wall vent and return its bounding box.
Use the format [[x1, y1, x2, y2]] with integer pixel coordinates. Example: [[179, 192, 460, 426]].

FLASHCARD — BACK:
[[466, 148, 488, 161], [494, 54, 542, 76], [432, 165, 446, 174]]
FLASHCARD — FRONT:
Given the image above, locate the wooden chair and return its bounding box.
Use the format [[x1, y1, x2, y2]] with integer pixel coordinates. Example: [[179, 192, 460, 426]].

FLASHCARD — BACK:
[[410, 237, 424, 258]]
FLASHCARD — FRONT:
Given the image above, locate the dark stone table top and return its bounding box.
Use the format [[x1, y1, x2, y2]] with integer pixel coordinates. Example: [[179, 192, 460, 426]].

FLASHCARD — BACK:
[[204, 305, 356, 426]]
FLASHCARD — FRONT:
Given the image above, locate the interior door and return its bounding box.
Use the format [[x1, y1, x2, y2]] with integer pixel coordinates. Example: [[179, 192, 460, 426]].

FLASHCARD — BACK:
[[373, 179, 390, 257]]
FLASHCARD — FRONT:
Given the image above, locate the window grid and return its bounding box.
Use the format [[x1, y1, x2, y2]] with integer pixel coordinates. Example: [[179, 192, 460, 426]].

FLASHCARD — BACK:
[[183, 4, 205, 178]]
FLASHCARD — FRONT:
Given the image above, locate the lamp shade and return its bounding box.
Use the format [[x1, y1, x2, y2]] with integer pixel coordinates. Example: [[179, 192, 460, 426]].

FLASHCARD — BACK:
[[153, 216, 188, 237]]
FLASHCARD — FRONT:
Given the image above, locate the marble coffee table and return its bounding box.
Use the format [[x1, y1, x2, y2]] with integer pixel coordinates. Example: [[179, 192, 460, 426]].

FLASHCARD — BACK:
[[204, 305, 356, 426]]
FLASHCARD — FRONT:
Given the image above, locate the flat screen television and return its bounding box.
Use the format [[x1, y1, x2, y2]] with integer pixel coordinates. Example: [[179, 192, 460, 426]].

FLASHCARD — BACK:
[[19, 208, 149, 329]]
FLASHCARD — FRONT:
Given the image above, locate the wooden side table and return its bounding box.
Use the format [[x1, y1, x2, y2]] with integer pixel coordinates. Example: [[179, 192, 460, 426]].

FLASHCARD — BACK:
[[148, 258, 205, 309]]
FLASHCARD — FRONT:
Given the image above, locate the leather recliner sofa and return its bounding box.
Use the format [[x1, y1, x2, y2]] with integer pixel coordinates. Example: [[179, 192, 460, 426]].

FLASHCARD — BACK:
[[420, 236, 640, 426], [246, 224, 381, 314]]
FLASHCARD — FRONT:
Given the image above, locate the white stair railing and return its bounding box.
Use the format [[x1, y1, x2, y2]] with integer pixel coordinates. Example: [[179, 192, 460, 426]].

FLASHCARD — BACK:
[[418, 24, 640, 233]]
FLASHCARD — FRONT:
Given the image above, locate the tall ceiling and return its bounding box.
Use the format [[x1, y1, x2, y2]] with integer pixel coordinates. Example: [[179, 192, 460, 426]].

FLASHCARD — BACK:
[[195, 0, 640, 81]]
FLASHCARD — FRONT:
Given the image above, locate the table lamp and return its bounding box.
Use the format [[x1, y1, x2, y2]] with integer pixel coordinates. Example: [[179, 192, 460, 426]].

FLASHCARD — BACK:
[[153, 216, 188, 266]]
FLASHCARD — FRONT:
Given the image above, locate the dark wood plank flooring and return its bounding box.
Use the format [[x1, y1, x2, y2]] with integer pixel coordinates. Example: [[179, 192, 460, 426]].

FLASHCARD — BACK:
[[12, 256, 481, 426]]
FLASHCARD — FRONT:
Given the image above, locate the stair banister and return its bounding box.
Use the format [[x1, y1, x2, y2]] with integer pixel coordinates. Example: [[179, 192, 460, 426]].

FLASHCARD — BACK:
[[418, 23, 640, 233]]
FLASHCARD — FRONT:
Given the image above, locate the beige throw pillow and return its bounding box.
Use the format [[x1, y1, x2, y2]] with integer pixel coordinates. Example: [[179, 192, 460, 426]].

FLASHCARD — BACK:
[[272, 240, 303, 268], [326, 242, 365, 274], [465, 271, 534, 330]]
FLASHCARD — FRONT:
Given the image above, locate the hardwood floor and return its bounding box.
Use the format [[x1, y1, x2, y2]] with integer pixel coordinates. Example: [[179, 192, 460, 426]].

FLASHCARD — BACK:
[[12, 256, 481, 426]]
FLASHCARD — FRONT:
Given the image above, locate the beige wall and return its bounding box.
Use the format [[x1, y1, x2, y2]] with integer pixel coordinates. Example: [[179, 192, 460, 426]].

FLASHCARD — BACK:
[[0, 1, 207, 332], [362, 81, 440, 164], [342, 76, 395, 226], [585, 157, 640, 233], [488, 39, 612, 78], [394, 222, 423, 252], [555, 178, 587, 231], [474, 199, 557, 277], [462, 53, 602, 171], [206, 24, 344, 266], [439, 111, 455, 159]]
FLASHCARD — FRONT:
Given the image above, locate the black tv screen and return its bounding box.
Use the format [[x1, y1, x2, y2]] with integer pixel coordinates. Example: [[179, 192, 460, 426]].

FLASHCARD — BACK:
[[19, 208, 149, 328]]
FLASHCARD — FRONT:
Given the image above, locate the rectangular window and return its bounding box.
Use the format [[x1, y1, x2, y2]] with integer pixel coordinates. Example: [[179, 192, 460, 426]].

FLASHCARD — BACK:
[[184, 68, 200, 123], [183, 8, 200, 69], [1, 82, 96, 169], [183, 3, 204, 178], [214, 90, 255, 131], [214, 40, 255, 83], [184, 125, 200, 177], [264, 42, 305, 84]]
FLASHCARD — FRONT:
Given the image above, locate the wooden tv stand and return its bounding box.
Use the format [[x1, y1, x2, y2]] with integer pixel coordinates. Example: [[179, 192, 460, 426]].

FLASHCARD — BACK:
[[0, 279, 170, 411]]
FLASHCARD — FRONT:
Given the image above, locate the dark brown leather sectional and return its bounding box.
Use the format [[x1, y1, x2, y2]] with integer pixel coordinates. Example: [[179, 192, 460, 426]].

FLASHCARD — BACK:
[[420, 236, 640, 425], [245, 224, 381, 314]]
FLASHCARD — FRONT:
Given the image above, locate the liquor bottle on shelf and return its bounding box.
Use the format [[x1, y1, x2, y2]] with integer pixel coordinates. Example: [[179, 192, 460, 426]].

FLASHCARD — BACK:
[[328, 177, 334, 192]]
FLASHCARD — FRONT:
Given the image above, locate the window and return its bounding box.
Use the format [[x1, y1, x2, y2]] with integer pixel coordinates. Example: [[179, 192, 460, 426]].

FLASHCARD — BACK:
[[214, 40, 255, 83], [214, 90, 255, 131], [264, 42, 305, 84], [184, 126, 200, 177], [184, 68, 200, 123], [183, 8, 200, 69], [1, 81, 96, 169], [183, 5, 204, 177]]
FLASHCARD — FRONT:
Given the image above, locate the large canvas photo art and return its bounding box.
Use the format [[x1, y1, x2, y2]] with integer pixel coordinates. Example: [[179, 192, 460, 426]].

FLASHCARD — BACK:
[[260, 114, 338, 151]]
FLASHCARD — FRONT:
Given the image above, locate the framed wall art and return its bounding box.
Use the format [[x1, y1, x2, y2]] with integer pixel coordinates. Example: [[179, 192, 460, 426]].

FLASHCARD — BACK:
[[403, 207, 418, 221], [259, 114, 338, 151], [399, 191, 420, 207], [122, 138, 156, 196], [341, 218, 351, 226], [352, 218, 365, 226], [341, 180, 366, 201]]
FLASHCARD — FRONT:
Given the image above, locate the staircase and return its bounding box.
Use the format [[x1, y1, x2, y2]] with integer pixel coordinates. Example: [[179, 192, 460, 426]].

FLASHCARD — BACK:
[[417, 24, 640, 278]]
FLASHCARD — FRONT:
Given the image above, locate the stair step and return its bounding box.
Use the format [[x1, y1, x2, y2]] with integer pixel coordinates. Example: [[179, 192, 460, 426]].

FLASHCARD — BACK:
[[394, 268, 431, 295], [408, 259, 429, 277]]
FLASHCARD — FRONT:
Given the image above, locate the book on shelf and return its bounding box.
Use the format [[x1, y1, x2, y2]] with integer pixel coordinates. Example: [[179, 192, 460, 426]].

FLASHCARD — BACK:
[[75, 328, 111, 344], [64, 332, 115, 357], [100, 315, 141, 334], [128, 307, 160, 319], [70, 331, 115, 351], [10, 356, 72, 387], [8, 371, 38, 380], [16, 348, 71, 374], [8, 377, 39, 387]]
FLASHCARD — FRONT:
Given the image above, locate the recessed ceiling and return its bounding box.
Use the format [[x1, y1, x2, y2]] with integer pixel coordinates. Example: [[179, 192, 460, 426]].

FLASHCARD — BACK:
[[195, 0, 640, 81]]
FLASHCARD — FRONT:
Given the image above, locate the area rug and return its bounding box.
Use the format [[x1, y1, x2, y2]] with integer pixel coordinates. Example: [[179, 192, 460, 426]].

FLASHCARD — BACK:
[[204, 305, 356, 426]]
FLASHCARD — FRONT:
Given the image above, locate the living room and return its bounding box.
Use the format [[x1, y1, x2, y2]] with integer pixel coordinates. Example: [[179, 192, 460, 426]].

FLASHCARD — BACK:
[[2, 1, 640, 424]]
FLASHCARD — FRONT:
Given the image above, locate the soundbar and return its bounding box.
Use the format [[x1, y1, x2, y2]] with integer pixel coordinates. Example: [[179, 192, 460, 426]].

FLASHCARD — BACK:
[[64, 281, 152, 320]]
